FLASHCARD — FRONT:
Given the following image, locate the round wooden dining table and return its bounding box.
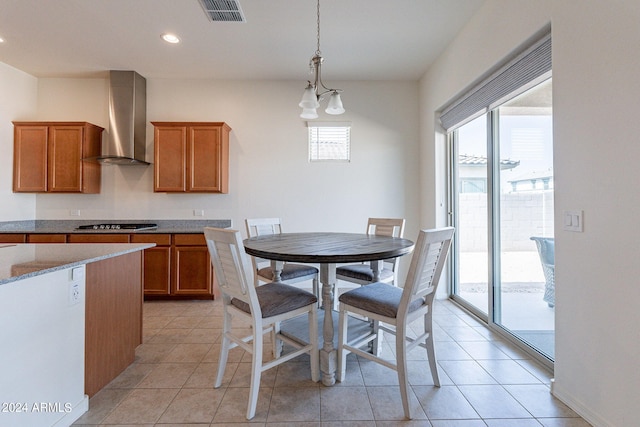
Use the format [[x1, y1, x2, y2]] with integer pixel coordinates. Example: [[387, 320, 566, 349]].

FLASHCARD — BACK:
[[243, 232, 415, 386]]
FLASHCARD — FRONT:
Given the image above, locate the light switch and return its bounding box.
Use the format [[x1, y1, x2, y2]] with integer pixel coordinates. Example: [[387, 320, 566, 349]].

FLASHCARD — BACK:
[[563, 210, 583, 232]]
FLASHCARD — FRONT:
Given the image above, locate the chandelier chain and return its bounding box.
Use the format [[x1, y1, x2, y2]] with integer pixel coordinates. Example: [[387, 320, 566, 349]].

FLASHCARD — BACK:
[[316, 0, 321, 56]]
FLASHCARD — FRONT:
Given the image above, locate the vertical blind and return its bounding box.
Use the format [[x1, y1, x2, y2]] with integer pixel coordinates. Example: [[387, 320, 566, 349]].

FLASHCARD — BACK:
[[439, 28, 552, 132]]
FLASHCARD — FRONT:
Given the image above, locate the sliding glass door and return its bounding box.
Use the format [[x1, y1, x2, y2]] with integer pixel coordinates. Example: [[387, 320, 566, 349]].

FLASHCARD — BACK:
[[450, 78, 555, 361]]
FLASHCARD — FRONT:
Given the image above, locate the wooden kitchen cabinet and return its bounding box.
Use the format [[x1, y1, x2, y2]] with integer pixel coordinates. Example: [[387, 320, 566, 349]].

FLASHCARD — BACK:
[[131, 234, 172, 296], [173, 234, 212, 297], [12, 122, 103, 193], [152, 122, 230, 193]]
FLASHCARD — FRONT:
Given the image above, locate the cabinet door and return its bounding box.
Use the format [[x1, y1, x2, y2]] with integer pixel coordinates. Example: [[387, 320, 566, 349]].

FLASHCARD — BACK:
[[141, 247, 172, 296], [131, 234, 172, 296], [68, 234, 131, 243], [27, 234, 67, 243], [13, 126, 48, 192], [189, 126, 224, 192], [48, 126, 84, 192], [0, 234, 27, 243], [173, 246, 212, 296], [154, 126, 187, 192]]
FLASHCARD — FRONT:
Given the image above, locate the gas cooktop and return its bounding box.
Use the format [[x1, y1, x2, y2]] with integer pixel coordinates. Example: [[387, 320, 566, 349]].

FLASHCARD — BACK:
[[76, 223, 158, 231]]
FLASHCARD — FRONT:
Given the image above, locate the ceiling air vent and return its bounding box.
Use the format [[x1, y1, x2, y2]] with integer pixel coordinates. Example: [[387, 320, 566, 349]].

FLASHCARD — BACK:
[[198, 0, 246, 22]]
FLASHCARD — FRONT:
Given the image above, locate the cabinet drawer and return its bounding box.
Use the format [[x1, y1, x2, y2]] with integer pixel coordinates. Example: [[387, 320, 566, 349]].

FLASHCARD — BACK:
[[27, 234, 67, 243], [174, 233, 205, 246], [0, 234, 26, 243], [131, 234, 172, 246], [68, 234, 130, 243]]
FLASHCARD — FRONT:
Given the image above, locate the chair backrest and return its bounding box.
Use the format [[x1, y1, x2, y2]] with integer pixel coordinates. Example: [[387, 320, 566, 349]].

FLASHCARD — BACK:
[[399, 227, 454, 316], [367, 218, 406, 270], [245, 217, 283, 238], [204, 227, 261, 315], [366, 217, 405, 238], [530, 236, 555, 267], [245, 218, 284, 269]]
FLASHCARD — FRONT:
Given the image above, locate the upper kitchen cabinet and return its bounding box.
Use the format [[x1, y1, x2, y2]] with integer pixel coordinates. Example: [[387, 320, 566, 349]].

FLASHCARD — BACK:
[[13, 122, 103, 193], [152, 122, 230, 193]]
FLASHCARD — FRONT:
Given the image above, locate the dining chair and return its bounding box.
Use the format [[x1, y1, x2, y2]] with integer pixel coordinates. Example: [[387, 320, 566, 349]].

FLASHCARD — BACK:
[[245, 218, 319, 298], [337, 227, 454, 419], [204, 227, 319, 420], [336, 217, 406, 286]]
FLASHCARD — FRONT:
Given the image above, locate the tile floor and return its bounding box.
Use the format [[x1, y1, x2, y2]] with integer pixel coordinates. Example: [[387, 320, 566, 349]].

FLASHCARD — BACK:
[[73, 298, 591, 426]]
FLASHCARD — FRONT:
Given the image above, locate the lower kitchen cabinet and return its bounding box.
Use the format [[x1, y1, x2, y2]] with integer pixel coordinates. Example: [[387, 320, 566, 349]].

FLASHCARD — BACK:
[[172, 234, 214, 298], [0, 232, 216, 299], [130, 234, 172, 297], [133, 233, 215, 299]]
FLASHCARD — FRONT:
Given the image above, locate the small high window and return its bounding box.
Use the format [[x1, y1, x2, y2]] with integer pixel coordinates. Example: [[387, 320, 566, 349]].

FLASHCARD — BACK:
[[307, 122, 351, 162]]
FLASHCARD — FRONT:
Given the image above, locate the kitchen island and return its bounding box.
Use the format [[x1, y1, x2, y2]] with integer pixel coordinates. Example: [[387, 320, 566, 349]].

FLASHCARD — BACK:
[[0, 243, 153, 427]]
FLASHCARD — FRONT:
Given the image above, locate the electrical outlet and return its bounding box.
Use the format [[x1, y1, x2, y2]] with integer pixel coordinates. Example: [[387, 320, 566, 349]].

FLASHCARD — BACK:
[[193, 209, 205, 217], [69, 281, 81, 306], [69, 209, 81, 217]]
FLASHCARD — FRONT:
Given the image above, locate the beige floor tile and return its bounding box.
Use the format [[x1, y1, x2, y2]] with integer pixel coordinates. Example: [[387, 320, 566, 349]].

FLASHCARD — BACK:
[[438, 360, 497, 385], [274, 360, 321, 387], [267, 387, 321, 422], [101, 388, 179, 424], [504, 385, 579, 418], [136, 362, 198, 388], [413, 385, 479, 420], [477, 359, 543, 385], [134, 342, 177, 363], [146, 328, 194, 344], [484, 419, 543, 426], [104, 362, 155, 389], [166, 315, 207, 329], [163, 343, 212, 363], [183, 361, 237, 388], [537, 418, 594, 427], [72, 388, 132, 425], [458, 385, 531, 418], [182, 327, 222, 343], [157, 387, 225, 424], [229, 361, 278, 387], [320, 386, 374, 421], [366, 385, 428, 421], [212, 386, 272, 423]]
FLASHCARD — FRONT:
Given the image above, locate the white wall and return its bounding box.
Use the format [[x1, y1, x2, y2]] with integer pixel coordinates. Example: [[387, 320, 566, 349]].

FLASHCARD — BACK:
[[420, 0, 640, 426], [0, 62, 38, 221], [29, 78, 420, 238]]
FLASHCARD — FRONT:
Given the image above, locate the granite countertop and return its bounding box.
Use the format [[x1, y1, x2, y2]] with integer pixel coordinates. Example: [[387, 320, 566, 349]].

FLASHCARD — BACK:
[[0, 243, 155, 286], [0, 219, 232, 234]]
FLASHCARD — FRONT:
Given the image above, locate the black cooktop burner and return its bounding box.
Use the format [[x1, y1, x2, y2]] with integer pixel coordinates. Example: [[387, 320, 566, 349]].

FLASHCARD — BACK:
[[76, 223, 158, 231]]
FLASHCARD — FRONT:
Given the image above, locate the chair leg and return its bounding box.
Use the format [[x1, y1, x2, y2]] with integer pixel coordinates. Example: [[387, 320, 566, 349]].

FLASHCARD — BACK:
[[424, 312, 440, 387], [396, 323, 412, 419], [214, 309, 232, 388], [247, 326, 263, 420], [309, 306, 320, 382], [370, 319, 381, 356], [312, 275, 320, 307], [336, 304, 348, 382], [272, 320, 283, 358]]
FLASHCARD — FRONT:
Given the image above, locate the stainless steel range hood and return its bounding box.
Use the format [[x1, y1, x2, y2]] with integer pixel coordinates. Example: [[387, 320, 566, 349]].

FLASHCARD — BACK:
[[96, 70, 149, 165]]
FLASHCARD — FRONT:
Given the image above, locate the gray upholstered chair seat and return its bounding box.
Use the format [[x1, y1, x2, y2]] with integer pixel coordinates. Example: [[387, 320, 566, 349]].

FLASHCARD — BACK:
[[257, 263, 319, 281], [335, 264, 394, 282], [232, 282, 318, 318], [338, 282, 425, 319]]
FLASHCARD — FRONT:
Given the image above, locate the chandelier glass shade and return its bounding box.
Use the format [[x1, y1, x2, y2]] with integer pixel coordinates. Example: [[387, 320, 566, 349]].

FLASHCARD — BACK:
[[299, 0, 344, 118]]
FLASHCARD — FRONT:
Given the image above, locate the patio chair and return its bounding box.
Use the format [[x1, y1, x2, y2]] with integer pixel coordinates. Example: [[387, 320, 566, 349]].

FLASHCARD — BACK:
[[530, 236, 555, 307]]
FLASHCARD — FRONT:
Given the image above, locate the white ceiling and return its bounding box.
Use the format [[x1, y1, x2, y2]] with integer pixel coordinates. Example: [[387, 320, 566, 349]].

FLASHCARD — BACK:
[[0, 0, 484, 81]]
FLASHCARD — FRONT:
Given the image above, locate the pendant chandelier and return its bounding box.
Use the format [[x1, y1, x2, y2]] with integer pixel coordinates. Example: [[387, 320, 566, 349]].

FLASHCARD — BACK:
[[299, 0, 345, 119]]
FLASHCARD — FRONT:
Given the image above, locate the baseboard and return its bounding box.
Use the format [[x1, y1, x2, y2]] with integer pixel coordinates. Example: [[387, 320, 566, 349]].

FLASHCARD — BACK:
[[552, 382, 611, 427], [52, 395, 89, 427]]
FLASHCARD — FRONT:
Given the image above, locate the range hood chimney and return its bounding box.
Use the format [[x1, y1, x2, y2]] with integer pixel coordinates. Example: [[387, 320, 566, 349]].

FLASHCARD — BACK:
[[97, 70, 149, 165]]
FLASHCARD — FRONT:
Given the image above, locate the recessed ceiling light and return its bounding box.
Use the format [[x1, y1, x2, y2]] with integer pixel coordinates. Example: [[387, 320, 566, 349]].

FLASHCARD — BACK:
[[161, 33, 180, 44], [0, 37, 5, 43]]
